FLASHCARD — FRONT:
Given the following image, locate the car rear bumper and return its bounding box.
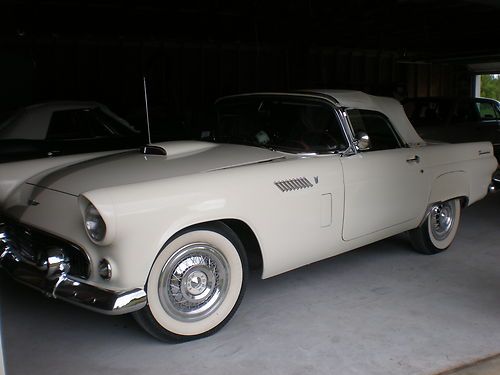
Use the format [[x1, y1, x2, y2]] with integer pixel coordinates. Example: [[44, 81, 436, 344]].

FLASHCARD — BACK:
[[0, 221, 146, 315], [489, 169, 500, 194]]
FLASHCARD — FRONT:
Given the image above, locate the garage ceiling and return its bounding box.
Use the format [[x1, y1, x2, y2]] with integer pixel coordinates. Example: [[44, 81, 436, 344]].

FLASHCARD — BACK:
[[2, 0, 500, 65]]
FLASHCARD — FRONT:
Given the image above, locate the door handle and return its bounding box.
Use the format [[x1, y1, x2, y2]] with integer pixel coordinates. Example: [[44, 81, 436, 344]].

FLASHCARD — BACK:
[[406, 155, 420, 164]]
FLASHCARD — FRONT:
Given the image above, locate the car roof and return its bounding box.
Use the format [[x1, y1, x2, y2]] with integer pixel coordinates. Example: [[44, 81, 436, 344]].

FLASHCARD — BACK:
[[22, 101, 102, 112]]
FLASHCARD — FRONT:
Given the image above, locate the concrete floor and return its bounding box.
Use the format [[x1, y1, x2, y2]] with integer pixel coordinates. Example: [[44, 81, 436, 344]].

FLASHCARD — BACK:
[[1, 192, 500, 375], [442, 355, 500, 375]]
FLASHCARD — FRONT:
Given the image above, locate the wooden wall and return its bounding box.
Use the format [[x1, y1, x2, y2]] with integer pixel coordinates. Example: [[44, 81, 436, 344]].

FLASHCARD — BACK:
[[0, 36, 472, 127]]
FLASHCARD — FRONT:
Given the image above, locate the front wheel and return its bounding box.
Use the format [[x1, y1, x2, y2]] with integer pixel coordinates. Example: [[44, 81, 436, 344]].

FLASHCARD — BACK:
[[409, 198, 461, 255], [133, 222, 248, 342]]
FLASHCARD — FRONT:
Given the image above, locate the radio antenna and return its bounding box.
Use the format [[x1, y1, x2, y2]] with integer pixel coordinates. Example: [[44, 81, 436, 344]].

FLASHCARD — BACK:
[[143, 76, 152, 144]]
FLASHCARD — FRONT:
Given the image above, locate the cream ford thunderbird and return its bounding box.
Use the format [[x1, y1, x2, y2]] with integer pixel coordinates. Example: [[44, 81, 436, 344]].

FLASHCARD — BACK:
[[0, 91, 497, 341]]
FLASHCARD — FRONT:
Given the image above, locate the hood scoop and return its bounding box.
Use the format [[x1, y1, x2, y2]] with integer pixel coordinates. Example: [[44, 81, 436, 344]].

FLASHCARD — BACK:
[[142, 145, 167, 156]]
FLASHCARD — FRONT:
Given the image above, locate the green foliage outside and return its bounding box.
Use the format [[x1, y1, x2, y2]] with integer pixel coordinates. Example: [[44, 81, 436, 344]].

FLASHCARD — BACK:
[[480, 75, 500, 100]]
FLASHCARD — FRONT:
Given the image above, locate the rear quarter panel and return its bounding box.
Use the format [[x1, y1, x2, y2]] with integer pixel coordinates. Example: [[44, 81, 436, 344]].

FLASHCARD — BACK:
[[421, 141, 497, 207]]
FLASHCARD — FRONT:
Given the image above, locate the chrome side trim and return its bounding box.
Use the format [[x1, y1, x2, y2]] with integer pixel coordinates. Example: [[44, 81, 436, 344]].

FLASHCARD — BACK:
[[275, 177, 313, 192]]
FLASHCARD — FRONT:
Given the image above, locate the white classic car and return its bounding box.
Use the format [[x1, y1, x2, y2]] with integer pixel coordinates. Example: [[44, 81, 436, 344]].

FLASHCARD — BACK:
[[0, 101, 143, 163], [0, 90, 497, 342]]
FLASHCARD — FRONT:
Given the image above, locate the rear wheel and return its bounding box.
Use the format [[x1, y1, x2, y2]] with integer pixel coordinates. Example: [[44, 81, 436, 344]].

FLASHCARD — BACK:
[[409, 198, 461, 254], [134, 222, 248, 342]]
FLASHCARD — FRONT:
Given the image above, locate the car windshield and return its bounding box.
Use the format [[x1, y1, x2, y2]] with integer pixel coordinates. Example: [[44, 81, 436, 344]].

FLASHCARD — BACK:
[[213, 96, 347, 153]]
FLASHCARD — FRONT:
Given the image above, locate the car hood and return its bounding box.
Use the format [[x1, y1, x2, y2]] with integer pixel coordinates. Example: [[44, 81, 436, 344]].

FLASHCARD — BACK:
[[26, 141, 284, 196]]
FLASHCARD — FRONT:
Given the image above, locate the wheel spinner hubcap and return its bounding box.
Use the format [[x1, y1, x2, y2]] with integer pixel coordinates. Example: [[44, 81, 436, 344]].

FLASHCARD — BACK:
[[430, 201, 455, 241], [158, 243, 229, 322]]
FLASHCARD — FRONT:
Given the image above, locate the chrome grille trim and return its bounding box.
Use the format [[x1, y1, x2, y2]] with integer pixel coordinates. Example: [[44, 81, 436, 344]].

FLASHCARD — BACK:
[[1, 220, 90, 279], [275, 177, 313, 192]]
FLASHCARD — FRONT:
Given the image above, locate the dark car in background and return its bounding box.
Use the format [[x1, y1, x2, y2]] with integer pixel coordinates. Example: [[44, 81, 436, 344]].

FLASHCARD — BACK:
[[0, 101, 144, 162], [403, 96, 500, 155]]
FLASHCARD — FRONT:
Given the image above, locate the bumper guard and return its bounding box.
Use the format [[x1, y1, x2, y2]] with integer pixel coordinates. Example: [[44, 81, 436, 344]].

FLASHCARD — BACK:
[[0, 222, 146, 315]]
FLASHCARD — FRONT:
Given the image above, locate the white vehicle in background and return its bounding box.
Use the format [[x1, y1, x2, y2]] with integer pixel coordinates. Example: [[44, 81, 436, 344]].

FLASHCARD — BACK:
[[0, 90, 497, 342], [0, 101, 143, 162]]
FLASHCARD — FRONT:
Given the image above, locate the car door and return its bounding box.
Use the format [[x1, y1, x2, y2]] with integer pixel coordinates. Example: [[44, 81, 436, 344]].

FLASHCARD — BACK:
[[340, 109, 428, 241]]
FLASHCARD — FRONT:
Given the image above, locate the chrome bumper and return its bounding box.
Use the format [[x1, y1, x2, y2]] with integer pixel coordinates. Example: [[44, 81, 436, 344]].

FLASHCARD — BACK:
[[489, 169, 500, 194], [0, 222, 146, 315]]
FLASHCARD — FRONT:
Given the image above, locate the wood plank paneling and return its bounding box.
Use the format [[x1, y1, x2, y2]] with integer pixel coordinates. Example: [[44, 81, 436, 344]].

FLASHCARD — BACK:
[[0, 35, 472, 127]]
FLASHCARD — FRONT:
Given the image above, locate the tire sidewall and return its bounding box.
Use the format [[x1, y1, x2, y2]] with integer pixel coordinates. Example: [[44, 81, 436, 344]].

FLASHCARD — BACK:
[[145, 224, 246, 338], [427, 199, 461, 250]]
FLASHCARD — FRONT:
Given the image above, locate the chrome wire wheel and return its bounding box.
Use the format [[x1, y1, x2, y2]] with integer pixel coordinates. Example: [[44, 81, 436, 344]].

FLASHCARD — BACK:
[[429, 201, 456, 241], [133, 223, 248, 342], [158, 243, 230, 322]]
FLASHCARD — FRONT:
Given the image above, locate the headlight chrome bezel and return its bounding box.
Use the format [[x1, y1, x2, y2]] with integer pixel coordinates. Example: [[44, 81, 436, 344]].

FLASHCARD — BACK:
[[84, 203, 107, 242]]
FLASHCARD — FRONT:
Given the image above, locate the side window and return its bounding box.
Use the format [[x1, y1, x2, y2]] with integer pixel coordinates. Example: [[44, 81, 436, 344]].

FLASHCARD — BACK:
[[86, 108, 138, 136], [347, 109, 403, 151], [475, 101, 498, 120], [47, 110, 93, 140], [451, 100, 480, 123], [47, 108, 135, 140]]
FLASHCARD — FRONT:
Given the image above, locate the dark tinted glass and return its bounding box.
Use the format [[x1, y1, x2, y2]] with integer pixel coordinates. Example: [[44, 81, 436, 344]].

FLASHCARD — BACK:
[[404, 99, 452, 127], [215, 96, 347, 153], [348, 109, 402, 151], [47, 108, 137, 140], [47, 110, 93, 140], [475, 100, 498, 120]]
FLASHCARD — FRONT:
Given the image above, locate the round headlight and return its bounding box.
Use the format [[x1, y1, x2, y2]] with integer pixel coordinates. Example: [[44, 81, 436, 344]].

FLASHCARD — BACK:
[[84, 204, 106, 242]]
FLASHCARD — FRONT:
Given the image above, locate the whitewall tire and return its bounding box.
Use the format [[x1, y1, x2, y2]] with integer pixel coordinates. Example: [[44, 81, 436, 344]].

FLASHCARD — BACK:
[[134, 222, 248, 342], [409, 198, 461, 254]]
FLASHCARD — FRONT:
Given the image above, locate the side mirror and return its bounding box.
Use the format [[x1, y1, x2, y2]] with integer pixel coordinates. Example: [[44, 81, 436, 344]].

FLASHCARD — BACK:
[[355, 131, 371, 151]]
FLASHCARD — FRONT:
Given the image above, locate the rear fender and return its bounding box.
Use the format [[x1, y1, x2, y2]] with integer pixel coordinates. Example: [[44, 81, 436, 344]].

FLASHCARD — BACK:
[[428, 171, 469, 205]]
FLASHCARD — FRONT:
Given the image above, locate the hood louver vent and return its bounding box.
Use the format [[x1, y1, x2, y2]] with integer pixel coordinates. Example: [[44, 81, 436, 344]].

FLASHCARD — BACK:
[[274, 177, 313, 192]]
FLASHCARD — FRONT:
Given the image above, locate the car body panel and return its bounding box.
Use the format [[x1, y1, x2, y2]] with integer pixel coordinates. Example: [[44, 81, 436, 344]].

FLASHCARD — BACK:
[[0, 90, 497, 314], [25, 141, 283, 196], [340, 148, 429, 240]]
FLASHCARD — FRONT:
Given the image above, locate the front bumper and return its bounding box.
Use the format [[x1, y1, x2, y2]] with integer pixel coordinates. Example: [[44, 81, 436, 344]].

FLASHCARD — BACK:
[[0, 221, 146, 315]]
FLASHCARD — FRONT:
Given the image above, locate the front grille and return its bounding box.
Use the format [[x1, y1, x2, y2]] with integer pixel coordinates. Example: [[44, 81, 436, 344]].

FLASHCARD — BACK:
[[2, 220, 90, 279]]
